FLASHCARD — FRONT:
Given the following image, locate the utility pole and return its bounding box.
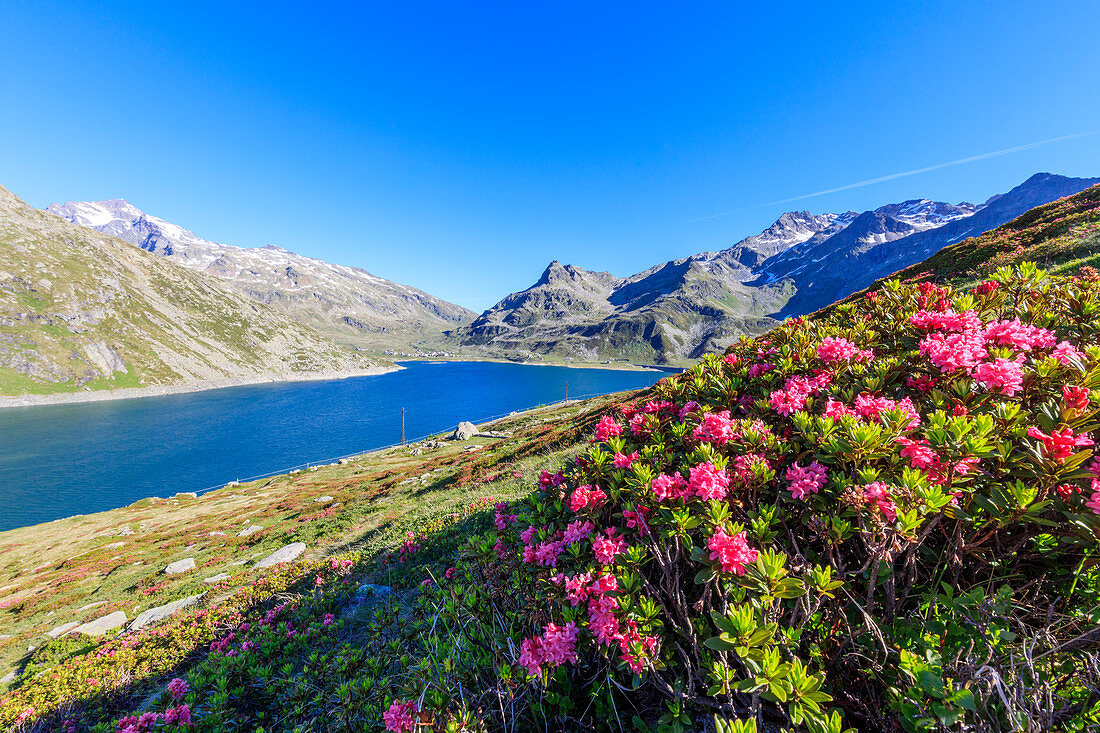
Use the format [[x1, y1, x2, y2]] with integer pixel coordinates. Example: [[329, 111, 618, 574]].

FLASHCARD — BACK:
[[401, 407, 406, 446]]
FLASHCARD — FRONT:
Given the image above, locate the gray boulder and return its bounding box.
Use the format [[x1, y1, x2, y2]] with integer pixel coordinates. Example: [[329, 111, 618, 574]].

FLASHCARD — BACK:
[[254, 542, 306, 569], [449, 421, 478, 440], [164, 558, 196, 574], [72, 611, 127, 636], [46, 621, 79, 639], [204, 573, 230, 583], [237, 524, 263, 537], [130, 593, 206, 631]]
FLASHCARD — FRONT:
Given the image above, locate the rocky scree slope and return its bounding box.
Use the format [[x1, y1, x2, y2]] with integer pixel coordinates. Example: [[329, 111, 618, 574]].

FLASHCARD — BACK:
[[48, 198, 477, 351], [452, 172, 1099, 364], [0, 185, 373, 395]]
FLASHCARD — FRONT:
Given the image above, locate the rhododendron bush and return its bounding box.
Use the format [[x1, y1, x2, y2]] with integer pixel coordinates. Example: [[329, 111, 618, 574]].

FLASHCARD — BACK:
[[401, 264, 1100, 732]]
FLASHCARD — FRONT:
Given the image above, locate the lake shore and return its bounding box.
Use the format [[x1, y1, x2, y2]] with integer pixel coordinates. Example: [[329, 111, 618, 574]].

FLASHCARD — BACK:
[[404, 354, 681, 373], [0, 365, 401, 410]]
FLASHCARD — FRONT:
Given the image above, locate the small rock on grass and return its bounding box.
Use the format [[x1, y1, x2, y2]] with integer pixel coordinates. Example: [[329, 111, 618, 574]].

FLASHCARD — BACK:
[[72, 611, 127, 636], [204, 573, 230, 583], [164, 558, 196, 574], [254, 542, 306, 569], [449, 421, 478, 440], [130, 593, 206, 631], [46, 621, 79, 639], [237, 524, 263, 537]]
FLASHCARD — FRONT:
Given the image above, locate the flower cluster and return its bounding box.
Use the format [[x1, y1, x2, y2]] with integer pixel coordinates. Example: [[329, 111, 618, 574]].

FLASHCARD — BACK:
[[707, 528, 758, 574], [518, 621, 579, 676]]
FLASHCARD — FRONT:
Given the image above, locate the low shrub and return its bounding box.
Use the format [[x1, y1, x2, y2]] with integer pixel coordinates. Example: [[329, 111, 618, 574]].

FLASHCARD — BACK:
[[399, 264, 1100, 732]]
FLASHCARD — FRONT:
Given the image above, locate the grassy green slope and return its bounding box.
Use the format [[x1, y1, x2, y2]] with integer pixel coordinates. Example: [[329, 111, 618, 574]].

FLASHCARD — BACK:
[[0, 391, 633, 726]]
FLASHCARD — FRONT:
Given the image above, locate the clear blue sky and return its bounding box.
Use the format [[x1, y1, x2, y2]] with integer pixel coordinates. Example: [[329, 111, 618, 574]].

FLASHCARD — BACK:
[[2, 1, 1099, 311]]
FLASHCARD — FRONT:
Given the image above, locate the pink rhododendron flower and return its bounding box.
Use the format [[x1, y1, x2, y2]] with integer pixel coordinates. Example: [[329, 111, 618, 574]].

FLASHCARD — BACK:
[[539, 471, 565, 489], [1087, 490, 1100, 515], [983, 319, 1057, 351], [520, 525, 538, 544], [164, 704, 192, 726], [972, 356, 1026, 396], [689, 462, 731, 500], [532, 539, 565, 567], [707, 527, 758, 575], [896, 437, 938, 469], [167, 677, 189, 699], [494, 502, 518, 530], [594, 416, 623, 442], [563, 571, 593, 605], [693, 410, 736, 445], [590, 573, 618, 595], [1028, 427, 1094, 463], [731, 453, 772, 487], [785, 460, 827, 499], [747, 362, 774, 378], [919, 329, 988, 372], [1064, 385, 1091, 411], [588, 594, 623, 646], [652, 472, 689, 501], [863, 482, 898, 522], [769, 375, 821, 416], [816, 336, 858, 362], [852, 393, 922, 428], [910, 309, 982, 332], [613, 451, 639, 469], [622, 506, 651, 535], [383, 700, 419, 732], [569, 484, 607, 512], [1051, 341, 1086, 366], [975, 280, 999, 295], [562, 519, 595, 546], [593, 528, 627, 564], [722, 353, 740, 366], [824, 397, 855, 420], [906, 375, 938, 392], [816, 336, 871, 363], [540, 622, 579, 666]]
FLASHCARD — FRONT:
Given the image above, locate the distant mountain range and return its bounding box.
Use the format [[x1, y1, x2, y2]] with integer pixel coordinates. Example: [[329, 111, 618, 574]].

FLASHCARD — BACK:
[[0, 186, 376, 397], [450, 172, 1100, 363], [46, 199, 476, 350], [5, 170, 1097, 400]]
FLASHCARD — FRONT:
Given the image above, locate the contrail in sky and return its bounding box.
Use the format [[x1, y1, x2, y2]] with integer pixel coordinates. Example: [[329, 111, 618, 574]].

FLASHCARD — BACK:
[[684, 131, 1098, 224]]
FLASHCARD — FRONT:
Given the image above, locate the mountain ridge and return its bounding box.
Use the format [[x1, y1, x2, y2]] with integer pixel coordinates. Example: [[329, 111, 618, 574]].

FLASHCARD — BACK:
[[47, 199, 477, 351], [450, 172, 1100, 363]]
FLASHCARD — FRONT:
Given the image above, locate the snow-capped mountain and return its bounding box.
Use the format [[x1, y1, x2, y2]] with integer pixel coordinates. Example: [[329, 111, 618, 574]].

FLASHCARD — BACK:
[[47, 200, 476, 348], [452, 173, 1100, 363]]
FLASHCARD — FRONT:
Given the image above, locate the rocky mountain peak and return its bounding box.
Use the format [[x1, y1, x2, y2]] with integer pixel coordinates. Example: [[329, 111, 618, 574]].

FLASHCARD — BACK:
[[46, 197, 477, 345]]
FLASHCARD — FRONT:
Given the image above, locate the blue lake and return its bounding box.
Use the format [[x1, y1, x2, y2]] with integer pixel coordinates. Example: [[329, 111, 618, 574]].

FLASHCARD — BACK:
[[0, 361, 667, 532]]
